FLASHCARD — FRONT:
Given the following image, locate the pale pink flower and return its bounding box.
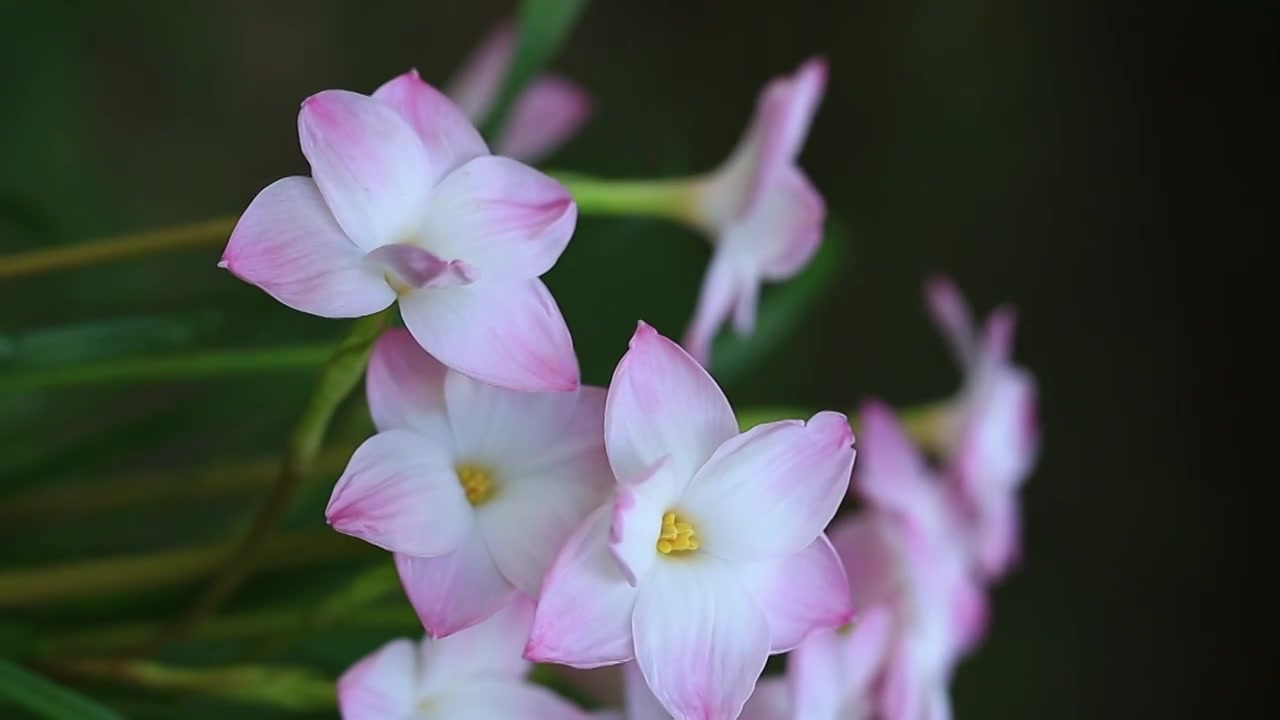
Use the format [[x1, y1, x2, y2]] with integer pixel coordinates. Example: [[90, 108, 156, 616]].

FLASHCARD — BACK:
[[326, 330, 611, 637], [831, 401, 990, 720], [527, 322, 856, 720], [448, 21, 594, 163], [682, 58, 828, 364], [924, 277, 1040, 579], [594, 662, 789, 720], [221, 72, 579, 392], [337, 595, 591, 720]]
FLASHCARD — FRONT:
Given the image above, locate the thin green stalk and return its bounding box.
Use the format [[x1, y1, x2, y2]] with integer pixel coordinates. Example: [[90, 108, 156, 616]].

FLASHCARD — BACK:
[[124, 313, 388, 656], [0, 344, 332, 395], [553, 171, 699, 224], [0, 217, 235, 280], [0, 531, 371, 609]]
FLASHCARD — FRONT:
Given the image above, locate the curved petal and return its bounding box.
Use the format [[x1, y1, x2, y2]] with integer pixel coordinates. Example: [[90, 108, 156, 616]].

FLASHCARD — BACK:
[[446, 21, 516, 123], [337, 637, 417, 720], [526, 506, 637, 668], [748, 57, 827, 209], [972, 494, 1021, 580], [732, 166, 825, 282], [953, 367, 1038, 498], [422, 156, 576, 279], [683, 412, 854, 561], [606, 322, 738, 485], [364, 243, 478, 291], [609, 458, 685, 586], [788, 606, 892, 720], [682, 249, 745, 365], [923, 275, 977, 367], [326, 430, 472, 556], [220, 177, 395, 318], [396, 532, 516, 638], [740, 534, 853, 652], [434, 680, 593, 720], [418, 594, 533, 695], [400, 277, 578, 392], [855, 401, 944, 535], [496, 75, 594, 163], [622, 661, 672, 720], [633, 558, 770, 720], [521, 385, 609, 478], [373, 70, 489, 184], [740, 677, 790, 720], [366, 328, 450, 435], [828, 515, 900, 612], [444, 360, 580, 465], [298, 89, 432, 250]]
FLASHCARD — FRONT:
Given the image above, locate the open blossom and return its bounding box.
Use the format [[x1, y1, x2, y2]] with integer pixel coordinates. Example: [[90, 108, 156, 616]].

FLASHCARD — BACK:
[[326, 329, 611, 637], [338, 595, 591, 720], [528, 322, 855, 720], [924, 277, 1040, 578], [830, 401, 989, 720], [682, 58, 828, 364], [593, 662, 789, 720], [447, 21, 593, 163], [221, 71, 579, 392]]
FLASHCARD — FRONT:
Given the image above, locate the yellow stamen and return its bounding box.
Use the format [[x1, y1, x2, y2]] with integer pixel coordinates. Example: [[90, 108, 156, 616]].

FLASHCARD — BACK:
[[456, 464, 495, 506], [656, 511, 699, 555]]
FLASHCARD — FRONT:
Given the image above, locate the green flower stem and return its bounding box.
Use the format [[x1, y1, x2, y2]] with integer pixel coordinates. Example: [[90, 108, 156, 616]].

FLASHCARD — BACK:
[[0, 217, 236, 280], [47, 658, 336, 712], [123, 313, 388, 656], [552, 171, 701, 224], [0, 530, 372, 610], [738, 400, 955, 452]]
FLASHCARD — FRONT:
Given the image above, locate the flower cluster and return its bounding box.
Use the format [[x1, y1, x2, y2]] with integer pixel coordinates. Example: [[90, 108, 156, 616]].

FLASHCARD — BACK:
[[221, 21, 1038, 720]]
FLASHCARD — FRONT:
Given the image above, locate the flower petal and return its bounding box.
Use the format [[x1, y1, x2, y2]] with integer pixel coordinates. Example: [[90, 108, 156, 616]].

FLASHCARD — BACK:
[[731, 166, 825, 282], [740, 677, 790, 720], [337, 637, 417, 720], [622, 661, 673, 720], [399, 277, 578, 392], [220, 176, 395, 318], [417, 594, 533, 695], [434, 680, 594, 720], [373, 70, 490, 184], [740, 534, 853, 652], [364, 243, 478, 291], [953, 367, 1038, 498], [748, 57, 827, 210], [526, 506, 637, 668], [446, 21, 516, 123], [828, 515, 900, 612], [422, 156, 576, 279], [923, 275, 977, 367], [326, 430, 472, 556], [855, 401, 949, 539], [609, 458, 686, 586], [606, 322, 738, 485], [788, 607, 892, 720], [298, 89, 432, 250], [682, 249, 747, 365], [683, 412, 854, 561], [496, 75, 594, 163], [444, 355, 581, 464], [633, 558, 771, 720], [396, 531, 517, 638], [365, 328, 451, 435]]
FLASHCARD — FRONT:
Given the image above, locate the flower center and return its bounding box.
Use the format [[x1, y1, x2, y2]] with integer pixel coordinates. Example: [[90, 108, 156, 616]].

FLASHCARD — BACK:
[[456, 464, 495, 506], [656, 512, 699, 554]]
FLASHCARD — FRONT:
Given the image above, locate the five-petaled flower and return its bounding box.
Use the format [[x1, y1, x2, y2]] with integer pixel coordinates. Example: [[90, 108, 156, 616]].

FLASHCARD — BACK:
[[220, 71, 580, 392], [527, 322, 856, 720], [924, 277, 1040, 579], [338, 595, 592, 720], [326, 329, 612, 637], [682, 57, 828, 365]]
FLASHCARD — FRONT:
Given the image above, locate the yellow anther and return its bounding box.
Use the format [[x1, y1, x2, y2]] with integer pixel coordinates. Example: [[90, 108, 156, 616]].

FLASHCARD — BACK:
[[656, 511, 699, 555], [456, 464, 495, 506]]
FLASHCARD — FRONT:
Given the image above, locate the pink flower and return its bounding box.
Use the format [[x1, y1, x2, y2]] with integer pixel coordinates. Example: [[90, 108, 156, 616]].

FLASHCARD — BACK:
[[527, 322, 856, 720], [682, 58, 828, 364], [337, 595, 591, 720], [221, 72, 580, 392], [924, 277, 1040, 579], [826, 401, 989, 720], [326, 330, 612, 637], [448, 21, 594, 163], [594, 662, 789, 720]]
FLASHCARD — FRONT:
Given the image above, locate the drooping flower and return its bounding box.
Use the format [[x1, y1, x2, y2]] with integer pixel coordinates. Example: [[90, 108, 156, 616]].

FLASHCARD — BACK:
[[924, 277, 1040, 579], [337, 594, 591, 720], [221, 72, 580, 392], [527, 322, 855, 720], [681, 58, 828, 364], [447, 20, 594, 163], [326, 329, 611, 637], [592, 662, 789, 720], [827, 401, 989, 720]]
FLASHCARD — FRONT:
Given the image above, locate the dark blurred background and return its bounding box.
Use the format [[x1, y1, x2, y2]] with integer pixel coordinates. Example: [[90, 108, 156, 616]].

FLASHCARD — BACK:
[[0, 0, 1261, 718]]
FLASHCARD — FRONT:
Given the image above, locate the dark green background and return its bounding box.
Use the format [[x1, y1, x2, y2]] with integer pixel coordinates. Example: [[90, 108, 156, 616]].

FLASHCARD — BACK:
[[1, 0, 1246, 718]]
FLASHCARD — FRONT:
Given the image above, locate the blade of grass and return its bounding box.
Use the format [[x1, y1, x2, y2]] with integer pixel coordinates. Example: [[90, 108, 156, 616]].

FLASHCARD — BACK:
[[0, 657, 124, 720]]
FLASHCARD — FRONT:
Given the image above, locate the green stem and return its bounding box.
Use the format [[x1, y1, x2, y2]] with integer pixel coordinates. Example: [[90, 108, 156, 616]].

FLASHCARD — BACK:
[[0, 217, 235, 280], [737, 400, 955, 451], [553, 171, 700, 224], [123, 313, 388, 656], [0, 531, 372, 609], [0, 344, 332, 395]]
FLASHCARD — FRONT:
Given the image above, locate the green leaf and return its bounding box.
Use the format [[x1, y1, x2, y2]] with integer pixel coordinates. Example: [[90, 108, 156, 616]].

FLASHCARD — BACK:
[[710, 219, 848, 384], [0, 657, 124, 720], [481, 0, 590, 138]]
